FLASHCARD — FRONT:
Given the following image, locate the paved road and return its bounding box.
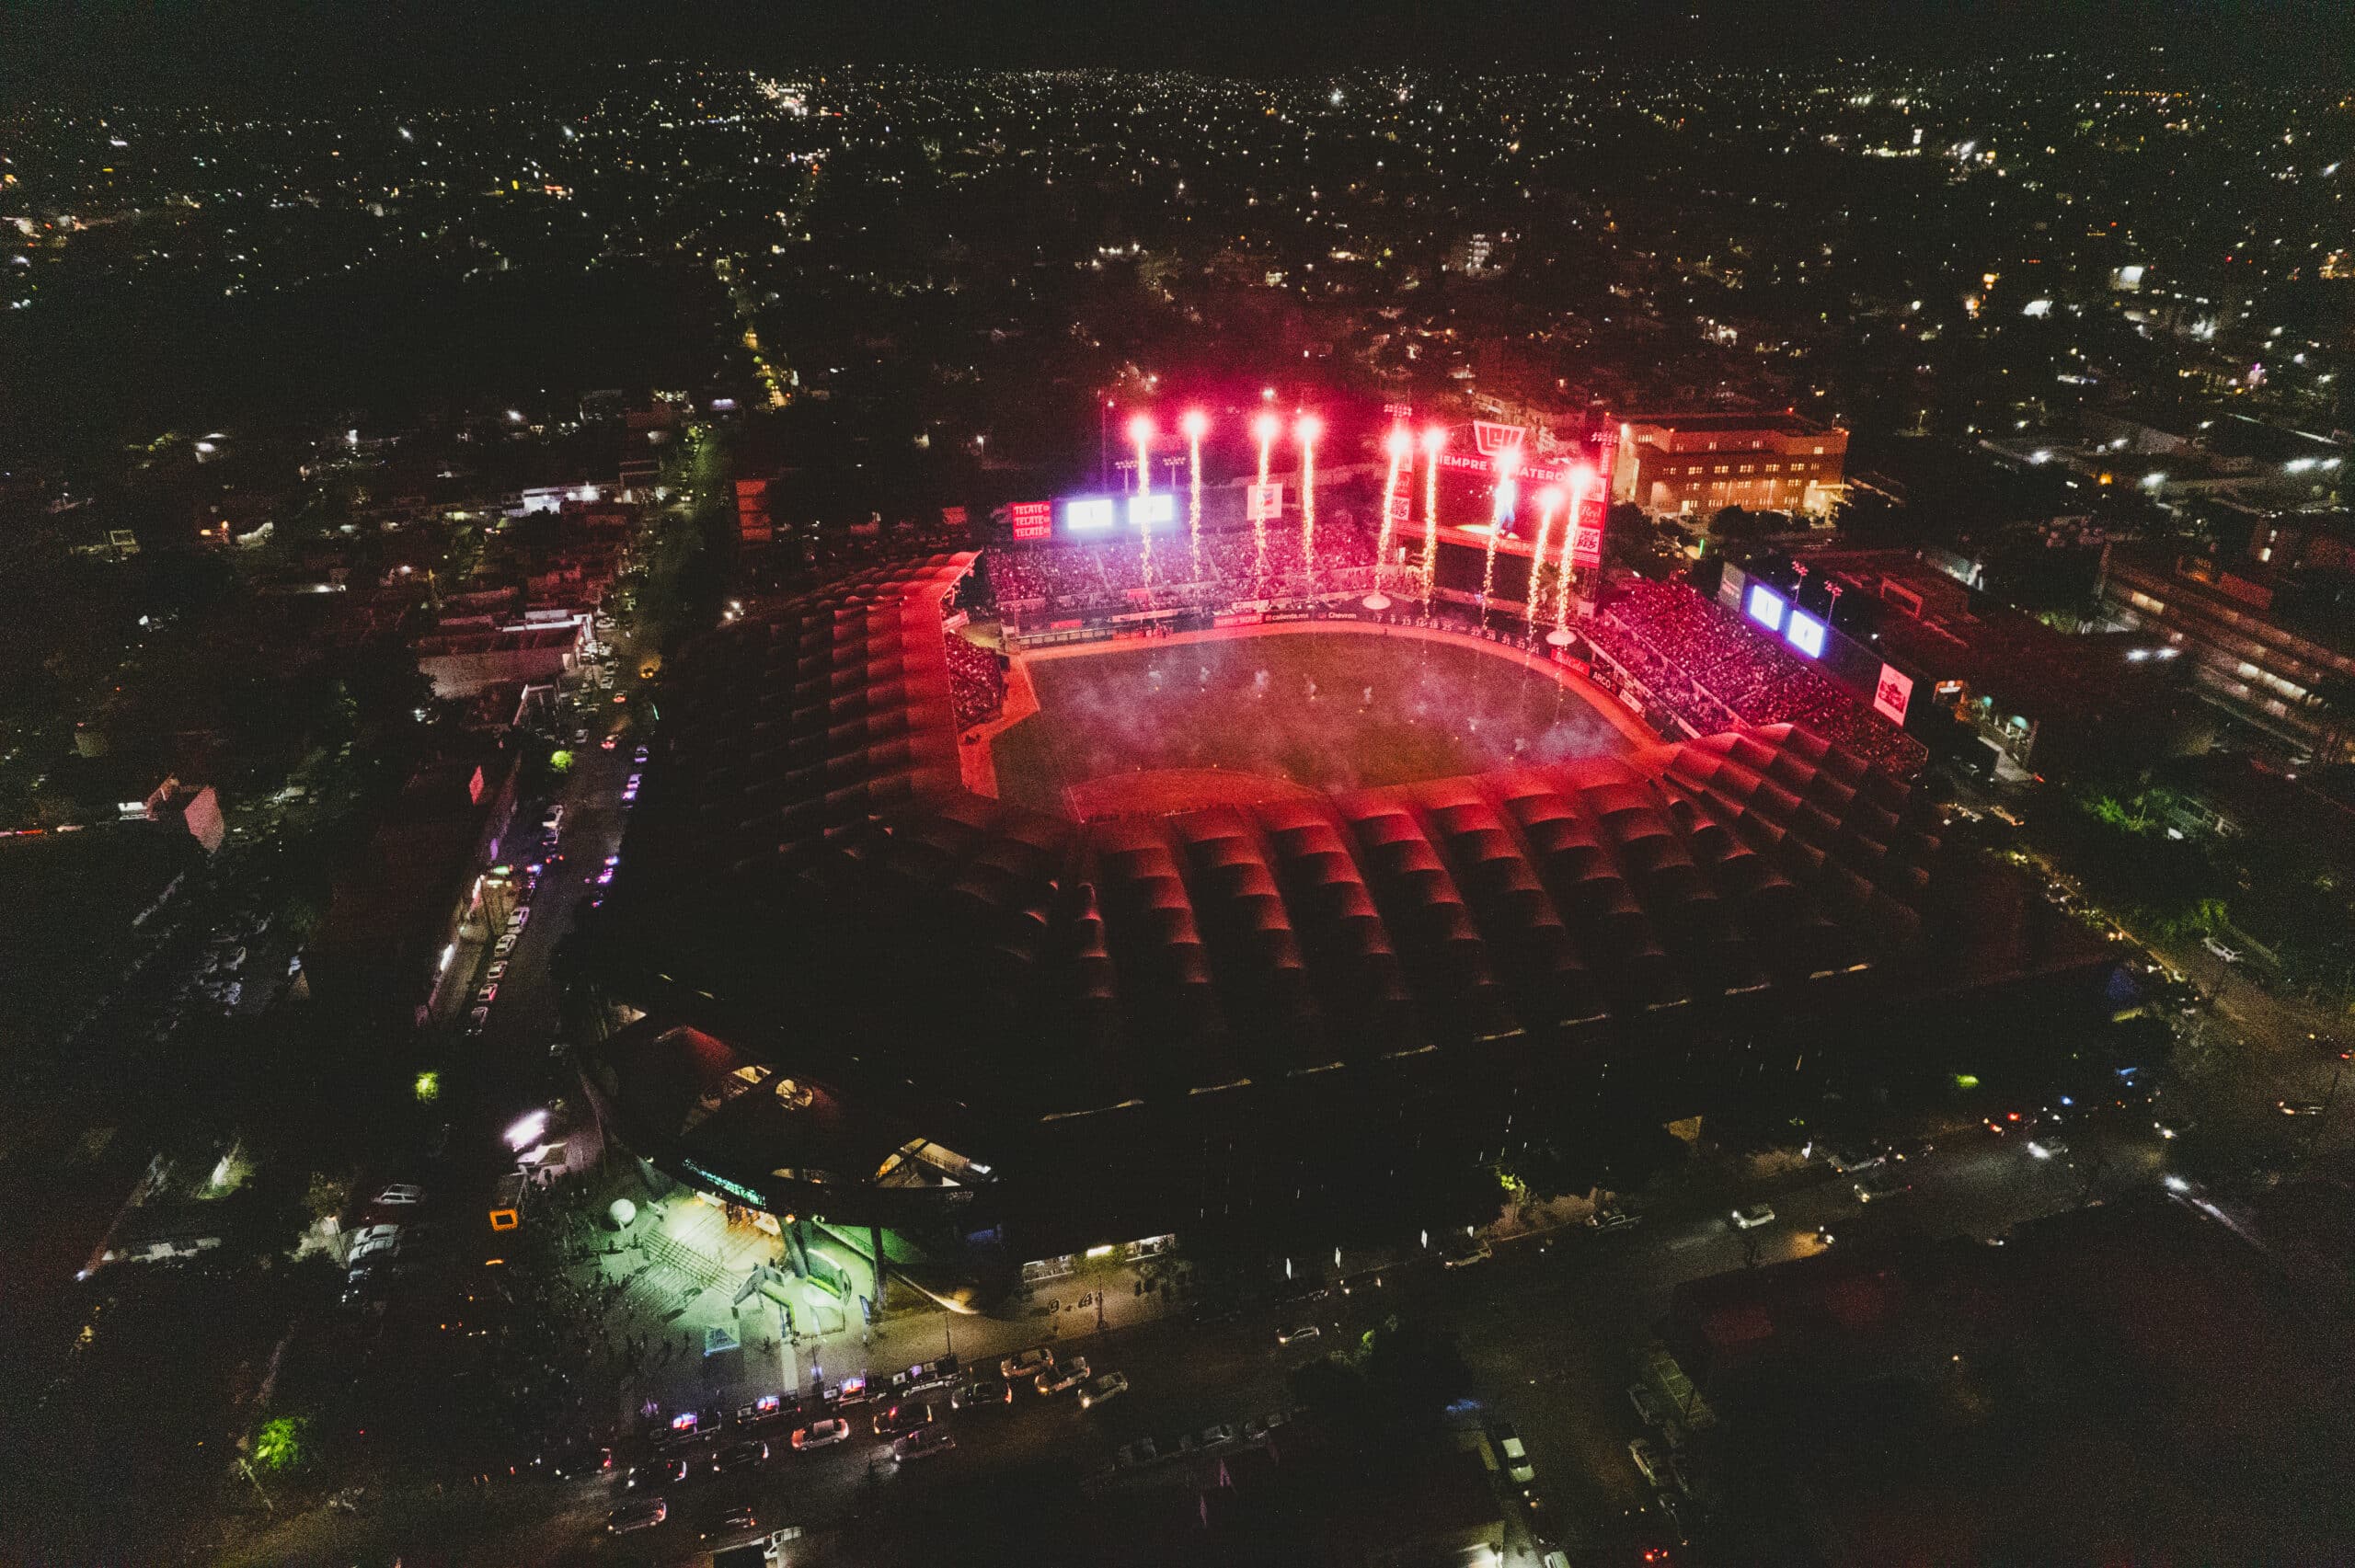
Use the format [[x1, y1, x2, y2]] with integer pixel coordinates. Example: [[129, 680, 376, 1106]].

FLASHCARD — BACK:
[[442, 1116, 2154, 1568]]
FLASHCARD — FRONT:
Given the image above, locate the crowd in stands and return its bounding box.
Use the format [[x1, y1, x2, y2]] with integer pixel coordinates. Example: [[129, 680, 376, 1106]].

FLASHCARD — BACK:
[[983, 517, 1381, 618], [944, 631, 1007, 729], [1588, 578, 1929, 775]]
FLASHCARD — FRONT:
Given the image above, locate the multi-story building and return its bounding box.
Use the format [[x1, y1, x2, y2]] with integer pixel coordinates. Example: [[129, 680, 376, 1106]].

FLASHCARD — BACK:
[[2097, 543, 2355, 761], [1614, 412, 1849, 520]]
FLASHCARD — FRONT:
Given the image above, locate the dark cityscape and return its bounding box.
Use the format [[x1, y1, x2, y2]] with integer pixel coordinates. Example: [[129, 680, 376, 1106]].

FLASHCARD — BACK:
[[5, 4, 2355, 1564]]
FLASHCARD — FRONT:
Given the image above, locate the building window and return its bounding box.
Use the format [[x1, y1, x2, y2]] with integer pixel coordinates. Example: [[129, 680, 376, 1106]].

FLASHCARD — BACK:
[[1740, 464, 1756, 475], [1713, 464, 1729, 475]]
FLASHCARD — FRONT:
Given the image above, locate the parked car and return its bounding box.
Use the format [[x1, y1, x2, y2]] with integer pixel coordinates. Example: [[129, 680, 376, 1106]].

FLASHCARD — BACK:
[[2279, 1099, 2325, 1116], [1197, 1421, 1238, 1449], [1494, 1422, 1535, 1486], [1729, 1203, 1777, 1230], [790, 1418, 851, 1450], [711, 1438, 768, 1473], [466, 1006, 490, 1036], [1628, 1384, 1667, 1428], [953, 1376, 1013, 1410], [700, 1505, 758, 1543], [1276, 1322, 1322, 1346], [606, 1498, 666, 1534], [1078, 1370, 1129, 1409], [872, 1402, 935, 1439], [1242, 1412, 1289, 1442], [1115, 1437, 1160, 1469], [1036, 1358, 1090, 1397], [1824, 1144, 1883, 1174], [494, 933, 518, 956], [891, 1426, 957, 1462], [1627, 1438, 1667, 1488], [1855, 1169, 1913, 1202], [1587, 1207, 1641, 1233], [1000, 1347, 1052, 1381]]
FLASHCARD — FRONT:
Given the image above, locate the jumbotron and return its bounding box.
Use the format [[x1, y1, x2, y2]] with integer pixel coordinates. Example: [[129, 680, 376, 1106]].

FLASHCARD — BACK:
[[576, 409, 2107, 1288]]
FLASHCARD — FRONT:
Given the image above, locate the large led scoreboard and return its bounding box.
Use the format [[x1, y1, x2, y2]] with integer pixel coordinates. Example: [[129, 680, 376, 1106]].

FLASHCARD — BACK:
[[1742, 582, 1828, 660], [998, 492, 1176, 540]]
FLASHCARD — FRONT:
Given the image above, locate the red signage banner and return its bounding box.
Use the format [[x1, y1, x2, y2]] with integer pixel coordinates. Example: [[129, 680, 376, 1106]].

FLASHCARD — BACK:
[[1873, 663, 1914, 726], [1005, 500, 1052, 540], [1569, 497, 1606, 568]]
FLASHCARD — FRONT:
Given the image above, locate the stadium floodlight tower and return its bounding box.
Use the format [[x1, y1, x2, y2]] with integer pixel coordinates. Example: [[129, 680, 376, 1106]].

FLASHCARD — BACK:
[[1364, 424, 1415, 611], [1251, 410, 1283, 582]]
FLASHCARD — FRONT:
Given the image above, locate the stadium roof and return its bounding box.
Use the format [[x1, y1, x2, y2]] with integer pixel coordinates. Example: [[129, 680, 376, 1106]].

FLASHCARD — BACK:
[[593, 552, 2117, 1150]]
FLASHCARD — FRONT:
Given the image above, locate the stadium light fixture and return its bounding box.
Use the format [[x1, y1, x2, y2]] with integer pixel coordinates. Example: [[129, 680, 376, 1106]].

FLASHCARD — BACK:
[[1252, 411, 1282, 447], [1180, 409, 1209, 440], [1386, 426, 1413, 461], [1293, 414, 1324, 448], [1419, 425, 1447, 455]]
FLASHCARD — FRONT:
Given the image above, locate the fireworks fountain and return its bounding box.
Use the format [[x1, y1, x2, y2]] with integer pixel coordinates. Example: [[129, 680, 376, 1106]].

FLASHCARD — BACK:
[[1363, 424, 1412, 611], [1476, 445, 1522, 619], [1419, 425, 1446, 611], [1129, 413, 1155, 602], [1252, 410, 1281, 587], [1181, 408, 1207, 583], [1295, 413, 1322, 597], [1525, 486, 1564, 635], [1547, 467, 1594, 647]]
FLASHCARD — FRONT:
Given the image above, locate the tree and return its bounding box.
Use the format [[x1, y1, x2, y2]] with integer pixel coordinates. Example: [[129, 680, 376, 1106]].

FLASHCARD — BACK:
[[252, 1414, 310, 1472]]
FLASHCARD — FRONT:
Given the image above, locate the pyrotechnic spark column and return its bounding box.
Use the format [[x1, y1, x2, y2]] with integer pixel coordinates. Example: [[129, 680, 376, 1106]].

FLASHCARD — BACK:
[[1295, 413, 1322, 598], [1364, 425, 1412, 612], [1129, 414, 1155, 603], [1526, 486, 1563, 634], [1253, 411, 1281, 588], [1548, 467, 1593, 646], [1182, 409, 1207, 584], [1419, 426, 1446, 612], [1477, 446, 1521, 619]]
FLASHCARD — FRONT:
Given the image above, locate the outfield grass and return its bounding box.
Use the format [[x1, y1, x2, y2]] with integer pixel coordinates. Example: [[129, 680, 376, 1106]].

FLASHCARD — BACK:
[[990, 630, 1632, 815]]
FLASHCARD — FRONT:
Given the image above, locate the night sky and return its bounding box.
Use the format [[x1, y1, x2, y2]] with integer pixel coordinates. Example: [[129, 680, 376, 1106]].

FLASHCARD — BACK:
[[7, 0, 2350, 99]]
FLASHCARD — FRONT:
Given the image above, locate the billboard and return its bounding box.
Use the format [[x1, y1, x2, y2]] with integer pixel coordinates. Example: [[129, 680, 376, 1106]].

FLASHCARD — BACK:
[[1385, 492, 1412, 523], [1744, 584, 1787, 633], [1064, 497, 1117, 533], [1005, 500, 1052, 541], [1569, 495, 1606, 569], [1873, 663, 1914, 726], [1246, 483, 1284, 521], [1784, 609, 1827, 658], [1472, 420, 1530, 459], [1127, 492, 1176, 530]]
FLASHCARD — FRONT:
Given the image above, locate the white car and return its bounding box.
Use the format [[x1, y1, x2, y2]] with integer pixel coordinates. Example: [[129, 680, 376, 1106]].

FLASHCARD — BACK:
[[2200, 936, 2242, 964], [1276, 1322, 1322, 1346], [1730, 1203, 1777, 1230], [789, 1418, 851, 1450], [1077, 1370, 1129, 1409]]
